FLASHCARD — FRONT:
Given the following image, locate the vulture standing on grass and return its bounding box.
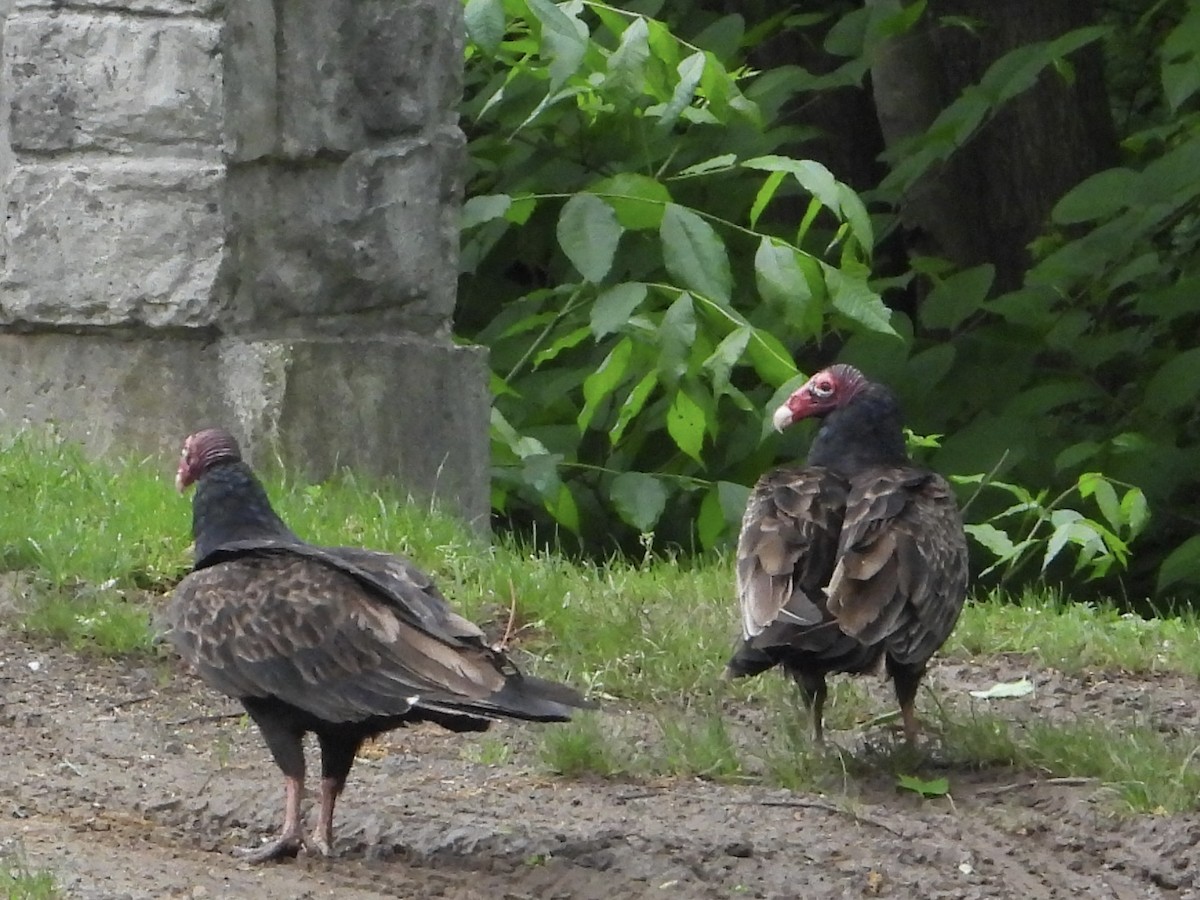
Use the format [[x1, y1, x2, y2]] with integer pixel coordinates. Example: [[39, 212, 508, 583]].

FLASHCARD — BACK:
[[726, 364, 968, 745], [165, 427, 593, 862]]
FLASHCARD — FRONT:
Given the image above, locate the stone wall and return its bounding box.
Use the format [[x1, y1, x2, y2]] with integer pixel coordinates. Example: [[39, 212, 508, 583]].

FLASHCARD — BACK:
[[0, 0, 488, 526]]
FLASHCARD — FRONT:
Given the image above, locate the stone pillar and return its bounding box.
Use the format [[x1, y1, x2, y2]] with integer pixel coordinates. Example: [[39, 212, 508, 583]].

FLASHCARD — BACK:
[[0, 0, 488, 526]]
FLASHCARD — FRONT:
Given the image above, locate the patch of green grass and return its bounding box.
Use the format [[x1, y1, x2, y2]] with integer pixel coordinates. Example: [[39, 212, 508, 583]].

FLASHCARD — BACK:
[[0, 853, 59, 900], [952, 589, 1200, 677], [18, 583, 157, 657], [540, 713, 632, 777], [938, 706, 1200, 813], [461, 735, 514, 767]]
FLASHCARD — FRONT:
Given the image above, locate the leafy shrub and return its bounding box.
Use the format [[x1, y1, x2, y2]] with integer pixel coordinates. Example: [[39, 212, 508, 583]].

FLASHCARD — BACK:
[[458, 0, 1178, 594]]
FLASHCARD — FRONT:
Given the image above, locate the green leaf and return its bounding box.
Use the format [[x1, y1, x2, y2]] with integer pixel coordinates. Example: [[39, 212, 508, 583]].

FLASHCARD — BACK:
[[656, 50, 706, 132], [657, 292, 697, 382], [678, 153, 738, 177], [697, 480, 751, 549], [1146, 348, 1200, 412], [590, 282, 648, 338], [1162, 5, 1200, 112], [592, 174, 671, 230], [605, 16, 650, 99], [660, 204, 732, 303], [1158, 535, 1200, 592], [703, 326, 752, 397], [578, 337, 633, 431], [611, 370, 658, 446], [1120, 488, 1150, 539], [609, 472, 668, 532], [749, 170, 785, 229], [1077, 472, 1121, 534], [462, 193, 512, 230], [896, 775, 950, 798], [667, 388, 706, 463], [835, 182, 873, 254], [746, 330, 799, 387], [533, 325, 590, 368], [1052, 169, 1138, 225], [920, 264, 993, 331], [964, 523, 1020, 562], [824, 264, 897, 335], [546, 482, 581, 534], [558, 193, 623, 282], [527, 0, 588, 88], [754, 238, 819, 336], [464, 0, 506, 56]]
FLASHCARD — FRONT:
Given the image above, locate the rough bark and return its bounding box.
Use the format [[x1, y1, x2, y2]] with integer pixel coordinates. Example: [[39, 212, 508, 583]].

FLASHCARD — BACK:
[[870, 0, 1120, 292]]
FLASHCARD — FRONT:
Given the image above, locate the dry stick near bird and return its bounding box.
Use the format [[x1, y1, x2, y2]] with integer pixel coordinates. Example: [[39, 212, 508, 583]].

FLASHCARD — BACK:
[[725, 365, 968, 745], [164, 427, 595, 863]]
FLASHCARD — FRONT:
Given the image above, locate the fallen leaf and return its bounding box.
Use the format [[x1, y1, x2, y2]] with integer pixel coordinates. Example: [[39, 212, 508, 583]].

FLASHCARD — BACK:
[[968, 677, 1034, 699]]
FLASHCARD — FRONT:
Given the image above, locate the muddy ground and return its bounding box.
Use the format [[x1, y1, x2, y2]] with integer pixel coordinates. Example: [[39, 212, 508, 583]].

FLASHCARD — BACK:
[[3, 634, 1200, 900]]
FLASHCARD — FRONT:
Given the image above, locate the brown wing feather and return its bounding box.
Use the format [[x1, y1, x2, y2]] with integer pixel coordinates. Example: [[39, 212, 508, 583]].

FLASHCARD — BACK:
[[167, 554, 524, 724], [736, 466, 848, 641], [825, 467, 968, 663]]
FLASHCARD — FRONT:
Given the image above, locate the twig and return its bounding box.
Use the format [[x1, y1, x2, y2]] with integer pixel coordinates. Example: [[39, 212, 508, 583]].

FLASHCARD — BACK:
[[974, 776, 1098, 797], [167, 711, 244, 727], [496, 580, 520, 652], [731, 798, 905, 836], [110, 693, 156, 711]]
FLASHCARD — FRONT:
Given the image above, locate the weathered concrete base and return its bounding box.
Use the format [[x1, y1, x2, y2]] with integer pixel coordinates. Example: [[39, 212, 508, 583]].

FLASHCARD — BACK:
[[0, 332, 490, 528]]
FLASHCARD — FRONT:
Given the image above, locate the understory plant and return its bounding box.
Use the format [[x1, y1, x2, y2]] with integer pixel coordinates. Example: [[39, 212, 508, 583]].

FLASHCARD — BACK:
[[459, 0, 1172, 593]]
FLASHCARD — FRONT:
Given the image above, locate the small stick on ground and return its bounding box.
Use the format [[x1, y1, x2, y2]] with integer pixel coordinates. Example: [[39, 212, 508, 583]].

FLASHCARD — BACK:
[[167, 711, 244, 727], [734, 798, 906, 836], [110, 693, 156, 711], [492, 580, 520, 652], [974, 777, 1098, 797]]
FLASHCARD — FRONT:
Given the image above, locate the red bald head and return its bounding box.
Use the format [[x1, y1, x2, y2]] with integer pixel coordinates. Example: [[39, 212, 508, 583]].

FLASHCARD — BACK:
[[175, 427, 242, 492], [772, 364, 869, 432]]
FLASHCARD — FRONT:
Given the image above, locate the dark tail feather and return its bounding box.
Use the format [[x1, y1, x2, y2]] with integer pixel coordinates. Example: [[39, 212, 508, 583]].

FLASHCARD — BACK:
[[725, 640, 777, 679], [486, 672, 598, 722]]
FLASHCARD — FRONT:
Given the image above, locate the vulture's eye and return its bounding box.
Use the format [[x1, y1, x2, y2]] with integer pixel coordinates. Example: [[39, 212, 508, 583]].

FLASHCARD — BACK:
[[811, 380, 834, 399]]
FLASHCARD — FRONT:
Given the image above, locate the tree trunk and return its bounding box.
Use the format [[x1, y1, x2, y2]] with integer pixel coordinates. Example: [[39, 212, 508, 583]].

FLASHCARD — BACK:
[[870, 0, 1120, 292]]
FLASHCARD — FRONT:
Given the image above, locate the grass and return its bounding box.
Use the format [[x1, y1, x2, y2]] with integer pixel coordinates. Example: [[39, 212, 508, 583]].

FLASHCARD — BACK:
[[0, 853, 58, 900], [2, 431, 1200, 812]]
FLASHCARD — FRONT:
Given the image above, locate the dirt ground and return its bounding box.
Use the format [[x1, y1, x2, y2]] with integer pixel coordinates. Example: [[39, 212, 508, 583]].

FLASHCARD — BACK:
[[3, 634, 1200, 900]]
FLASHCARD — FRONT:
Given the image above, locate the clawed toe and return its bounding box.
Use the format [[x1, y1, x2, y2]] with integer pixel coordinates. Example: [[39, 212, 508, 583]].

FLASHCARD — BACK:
[[233, 834, 303, 863]]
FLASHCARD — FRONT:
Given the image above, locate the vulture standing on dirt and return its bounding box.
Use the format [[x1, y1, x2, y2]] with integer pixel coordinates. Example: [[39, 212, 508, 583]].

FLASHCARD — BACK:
[[726, 364, 968, 745], [165, 427, 593, 862]]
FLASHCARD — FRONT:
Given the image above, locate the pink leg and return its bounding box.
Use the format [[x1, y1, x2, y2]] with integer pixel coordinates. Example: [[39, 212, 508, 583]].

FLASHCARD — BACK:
[[234, 776, 305, 863]]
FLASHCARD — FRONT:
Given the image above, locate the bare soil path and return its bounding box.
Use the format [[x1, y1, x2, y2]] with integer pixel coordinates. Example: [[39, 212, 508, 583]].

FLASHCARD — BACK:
[[3, 635, 1199, 899]]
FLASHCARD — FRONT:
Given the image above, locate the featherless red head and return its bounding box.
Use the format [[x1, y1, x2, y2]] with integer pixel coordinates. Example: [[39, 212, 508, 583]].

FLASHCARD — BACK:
[[772, 364, 870, 431], [176, 427, 243, 492]]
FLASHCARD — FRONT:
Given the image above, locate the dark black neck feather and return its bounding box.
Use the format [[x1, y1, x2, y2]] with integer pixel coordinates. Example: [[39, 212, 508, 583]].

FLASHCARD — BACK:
[[806, 382, 909, 476], [191, 461, 299, 565]]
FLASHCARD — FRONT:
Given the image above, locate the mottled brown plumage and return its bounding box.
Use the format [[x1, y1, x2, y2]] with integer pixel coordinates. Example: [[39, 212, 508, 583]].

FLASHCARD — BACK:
[[726, 366, 968, 745], [165, 428, 593, 861]]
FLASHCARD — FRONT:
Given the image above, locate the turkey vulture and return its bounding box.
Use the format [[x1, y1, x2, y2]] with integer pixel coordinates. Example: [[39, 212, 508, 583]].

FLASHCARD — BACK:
[[165, 427, 594, 862], [726, 364, 968, 745]]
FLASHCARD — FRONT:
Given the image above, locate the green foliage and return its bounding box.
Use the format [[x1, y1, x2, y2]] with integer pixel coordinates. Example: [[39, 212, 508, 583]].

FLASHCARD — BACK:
[[460, 0, 894, 552], [0, 854, 59, 900], [458, 0, 1184, 594]]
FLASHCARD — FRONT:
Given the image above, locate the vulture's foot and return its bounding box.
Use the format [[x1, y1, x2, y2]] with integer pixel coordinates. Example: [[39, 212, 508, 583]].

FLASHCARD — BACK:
[[233, 832, 304, 863], [304, 832, 335, 859]]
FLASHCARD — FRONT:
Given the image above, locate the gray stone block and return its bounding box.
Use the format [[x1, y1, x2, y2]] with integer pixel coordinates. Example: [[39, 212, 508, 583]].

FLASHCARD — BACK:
[[219, 335, 490, 528], [224, 136, 462, 335], [225, 0, 463, 161], [0, 333, 490, 528], [223, 0, 277, 162], [6, 10, 221, 154], [14, 0, 222, 14], [0, 159, 223, 327], [0, 332, 226, 461]]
